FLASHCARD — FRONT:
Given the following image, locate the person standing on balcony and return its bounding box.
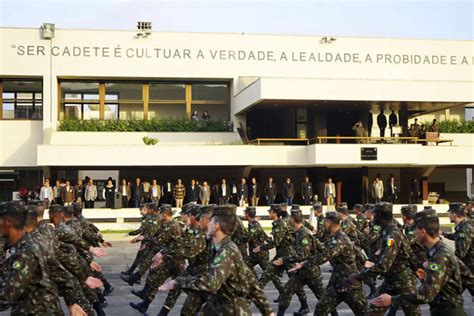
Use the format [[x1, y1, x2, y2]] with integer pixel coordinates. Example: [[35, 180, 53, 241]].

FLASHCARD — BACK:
[[352, 121, 368, 144], [62, 180, 76, 206], [149, 179, 161, 204], [103, 177, 116, 209], [264, 177, 277, 205], [84, 178, 97, 209], [429, 119, 440, 135], [74, 179, 84, 205], [389, 110, 398, 137], [324, 178, 336, 206], [282, 177, 295, 206], [191, 111, 199, 121], [173, 179, 186, 208], [53, 179, 63, 205], [249, 177, 261, 207], [187, 179, 200, 203], [39, 178, 53, 207], [142, 179, 151, 203], [372, 177, 384, 203], [386, 174, 398, 203], [199, 181, 211, 205], [119, 179, 131, 208], [131, 177, 144, 208], [218, 178, 230, 205], [377, 110, 388, 139], [201, 110, 211, 121], [237, 177, 248, 207], [301, 176, 313, 205]]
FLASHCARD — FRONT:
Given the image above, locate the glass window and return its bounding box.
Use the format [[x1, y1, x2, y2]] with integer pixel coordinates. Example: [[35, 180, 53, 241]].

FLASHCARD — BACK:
[[105, 82, 142, 100], [104, 104, 118, 120], [192, 84, 228, 101], [149, 83, 185, 100], [83, 104, 100, 120], [61, 82, 99, 97], [64, 104, 82, 120], [2, 103, 14, 119], [2, 80, 42, 120], [149, 104, 186, 120], [191, 104, 229, 121]]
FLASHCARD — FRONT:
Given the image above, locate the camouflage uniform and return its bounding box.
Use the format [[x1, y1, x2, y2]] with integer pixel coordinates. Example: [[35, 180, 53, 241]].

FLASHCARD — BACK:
[[403, 222, 428, 269], [176, 236, 273, 316], [0, 233, 63, 315], [392, 240, 465, 315], [444, 219, 474, 273], [231, 216, 249, 260], [356, 222, 421, 315], [308, 229, 367, 315], [315, 213, 331, 243], [354, 212, 368, 233], [245, 219, 272, 276]]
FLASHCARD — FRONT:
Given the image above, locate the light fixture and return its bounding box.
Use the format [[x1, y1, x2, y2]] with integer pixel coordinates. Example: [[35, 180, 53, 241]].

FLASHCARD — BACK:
[[320, 36, 336, 44], [136, 21, 152, 38], [40, 23, 55, 39]]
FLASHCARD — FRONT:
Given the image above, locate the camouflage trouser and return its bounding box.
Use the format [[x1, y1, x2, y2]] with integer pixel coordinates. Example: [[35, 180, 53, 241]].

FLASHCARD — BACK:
[[181, 290, 207, 316], [257, 258, 289, 294], [130, 245, 147, 269], [367, 269, 421, 316], [144, 260, 185, 302], [137, 246, 158, 276], [315, 285, 367, 316], [278, 266, 323, 311], [199, 296, 251, 316]]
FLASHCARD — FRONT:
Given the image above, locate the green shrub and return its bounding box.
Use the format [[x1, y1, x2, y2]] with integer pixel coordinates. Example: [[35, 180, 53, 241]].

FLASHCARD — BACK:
[[142, 136, 159, 145], [58, 118, 233, 132], [422, 120, 474, 133]]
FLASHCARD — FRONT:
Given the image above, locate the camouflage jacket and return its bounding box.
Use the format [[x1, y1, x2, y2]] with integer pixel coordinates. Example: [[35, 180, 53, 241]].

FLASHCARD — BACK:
[[283, 225, 320, 274], [173, 226, 208, 275], [307, 229, 363, 290], [247, 220, 270, 256], [392, 240, 464, 312], [315, 214, 330, 243], [128, 215, 147, 236], [354, 213, 368, 232], [231, 216, 249, 259], [176, 236, 272, 316], [450, 220, 473, 269], [404, 222, 428, 269], [261, 218, 294, 258], [153, 219, 183, 263], [0, 233, 63, 315]]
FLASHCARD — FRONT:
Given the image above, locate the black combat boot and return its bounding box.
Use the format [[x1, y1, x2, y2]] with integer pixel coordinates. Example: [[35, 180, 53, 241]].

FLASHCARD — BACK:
[[277, 308, 286, 316], [294, 299, 310, 316], [121, 263, 137, 276], [367, 283, 377, 299], [129, 299, 151, 314], [102, 279, 114, 296], [93, 303, 106, 316], [121, 272, 141, 286], [131, 285, 148, 300], [157, 306, 171, 316]]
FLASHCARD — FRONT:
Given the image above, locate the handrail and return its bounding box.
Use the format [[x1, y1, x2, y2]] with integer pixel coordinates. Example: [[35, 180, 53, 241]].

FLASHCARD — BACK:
[[314, 136, 419, 144], [248, 138, 310, 145]]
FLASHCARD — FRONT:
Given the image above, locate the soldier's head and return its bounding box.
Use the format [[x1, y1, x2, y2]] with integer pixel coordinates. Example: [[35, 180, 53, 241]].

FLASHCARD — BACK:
[[0, 201, 28, 243], [373, 202, 393, 227], [336, 204, 349, 219], [401, 204, 417, 224], [188, 204, 202, 228], [448, 202, 465, 225], [159, 204, 174, 221], [208, 205, 237, 238], [268, 204, 282, 220], [244, 206, 257, 221], [48, 204, 63, 226], [180, 203, 195, 224], [465, 200, 473, 213], [311, 202, 323, 215], [352, 204, 363, 215], [414, 208, 440, 244], [72, 202, 83, 217], [325, 211, 341, 233], [24, 205, 38, 233], [29, 200, 46, 219], [197, 204, 215, 231], [62, 205, 75, 222], [290, 205, 304, 227]]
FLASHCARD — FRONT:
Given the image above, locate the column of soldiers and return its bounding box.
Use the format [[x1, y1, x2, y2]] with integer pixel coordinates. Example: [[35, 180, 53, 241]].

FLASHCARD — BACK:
[[1, 198, 473, 315]]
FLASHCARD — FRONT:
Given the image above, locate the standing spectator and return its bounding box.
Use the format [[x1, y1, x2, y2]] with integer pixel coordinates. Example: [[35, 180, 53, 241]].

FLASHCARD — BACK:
[[282, 177, 295, 206], [53, 179, 63, 205], [377, 110, 387, 139], [352, 121, 368, 144], [162, 179, 173, 205], [74, 179, 84, 204], [103, 177, 116, 208], [367, 110, 373, 137], [201, 110, 211, 121], [389, 110, 398, 136], [324, 178, 336, 206], [188, 179, 200, 203], [249, 177, 260, 207], [131, 177, 144, 208], [413, 118, 421, 133], [410, 179, 420, 204], [173, 179, 186, 208], [386, 174, 398, 203], [237, 178, 248, 207], [211, 179, 220, 204], [372, 177, 384, 203], [150, 179, 161, 203], [119, 179, 131, 208], [191, 110, 199, 121], [84, 178, 98, 209], [61, 180, 75, 206], [264, 177, 277, 205], [142, 179, 151, 203], [218, 178, 230, 205], [301, 176, 313, 205], [39, 178, 53, 207], [429, 119, 440, 134], [199, 181, 211, 206], [230, 180, 238, 204]]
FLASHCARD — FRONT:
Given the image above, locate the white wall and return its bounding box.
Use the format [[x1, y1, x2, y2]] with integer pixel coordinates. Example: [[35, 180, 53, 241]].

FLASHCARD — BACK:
[[0, 121, 43, 166]]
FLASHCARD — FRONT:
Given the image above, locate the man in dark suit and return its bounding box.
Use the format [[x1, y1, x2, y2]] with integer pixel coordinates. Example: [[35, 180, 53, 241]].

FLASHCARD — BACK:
[[264, 177, 277, 205], [218, 178, 230, 205], [130, 177, 145, 208], [282, 177, 295, 206], [368, 111, 373, 137], [389, 110, 398, 136], [249, 177, 261, 206], [237, 178, 248, 207], [187, 179, 200, 203], [301, 176, 313, 205], [377, 110, 387, 138], [161, 179, 174, 205], [386, 174, 398, 203]]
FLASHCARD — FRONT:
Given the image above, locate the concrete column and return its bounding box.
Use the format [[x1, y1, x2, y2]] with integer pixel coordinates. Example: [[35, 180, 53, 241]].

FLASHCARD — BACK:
[[336, 180, 342, 207]]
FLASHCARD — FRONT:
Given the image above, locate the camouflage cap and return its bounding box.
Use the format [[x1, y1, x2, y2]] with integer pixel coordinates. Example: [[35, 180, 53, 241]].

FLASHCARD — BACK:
[[212, 204, 237, 217], [311, 201, 322, 211], [159, 204, 175, 215], [448, 202, 465, 216], [401, 205, 417, 217], [0, 201, 27, 217], [188, 204, 202, 217], [180, 202, 195, 215], [353, 203, 363, 210], [325, 211, 341, 224], [268, 204, 282, 216], [62, 205, 74, 216], [363, 203, 375, 213], [48, 204, 63, 214], [290, 204, 303, 217], [414, 208, 439, 227], [373, 202, 393, 220], [244, 206, 257, 218], [196, 204, 215, 220], [336, 205, 349, 215], [279, 202, 288, 209]]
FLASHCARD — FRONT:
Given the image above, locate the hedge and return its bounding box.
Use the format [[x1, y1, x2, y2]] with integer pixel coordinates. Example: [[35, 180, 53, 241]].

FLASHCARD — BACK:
[[425, 120, 474, 133], [58, 119, 234, 132]]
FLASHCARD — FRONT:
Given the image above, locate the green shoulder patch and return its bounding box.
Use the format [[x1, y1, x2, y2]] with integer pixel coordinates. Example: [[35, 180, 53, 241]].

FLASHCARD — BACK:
[[12, 260, 22, 270], [302, 238, 309, 245], [213, 254, 224, 265], [428, 262, 442, 272], [458, 233, 465, 238]]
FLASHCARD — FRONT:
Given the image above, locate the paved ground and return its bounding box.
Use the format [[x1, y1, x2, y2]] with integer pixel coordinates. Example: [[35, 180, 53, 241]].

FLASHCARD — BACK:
[[2, 235, 473, 315]]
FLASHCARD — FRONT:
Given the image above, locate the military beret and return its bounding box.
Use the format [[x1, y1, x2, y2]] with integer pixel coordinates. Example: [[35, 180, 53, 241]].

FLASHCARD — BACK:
[[159, 204, 175, 215], [244, 206, 257, 218], [279, 203, 288, 209], [0, 201, 27, 216], [401, 205, 417, 217], [311, 201, 322, 211], [353, 204, 363, 210], [63, 205, 74, 215], [212, 204, 237, 217], [448, 202, 465, 216], [414, 208, 439, 227], [268, 204, 282, 216], [325, 211, 341, 224], [363, 204, 374, 213], [196, 204, 215, 220], [48, 204, 63, 213], [188, 204, 202, 217], [336, 206, 349, 215], [72, 202, 82, 212], [180, 202, 195, 215], [373, 202, 393, 220], [290, 205, 303, 217]]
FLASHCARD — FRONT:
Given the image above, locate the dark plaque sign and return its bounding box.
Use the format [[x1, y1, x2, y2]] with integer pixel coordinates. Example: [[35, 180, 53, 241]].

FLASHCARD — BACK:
[[361, 147, 377, 161]]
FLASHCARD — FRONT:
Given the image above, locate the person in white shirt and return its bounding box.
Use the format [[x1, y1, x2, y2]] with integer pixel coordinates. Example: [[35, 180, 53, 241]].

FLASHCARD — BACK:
[[39, 179, 53, 207], [324, 178, 336, 206], [372, 177, 384, 203], [150, 179, 161, 203]]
